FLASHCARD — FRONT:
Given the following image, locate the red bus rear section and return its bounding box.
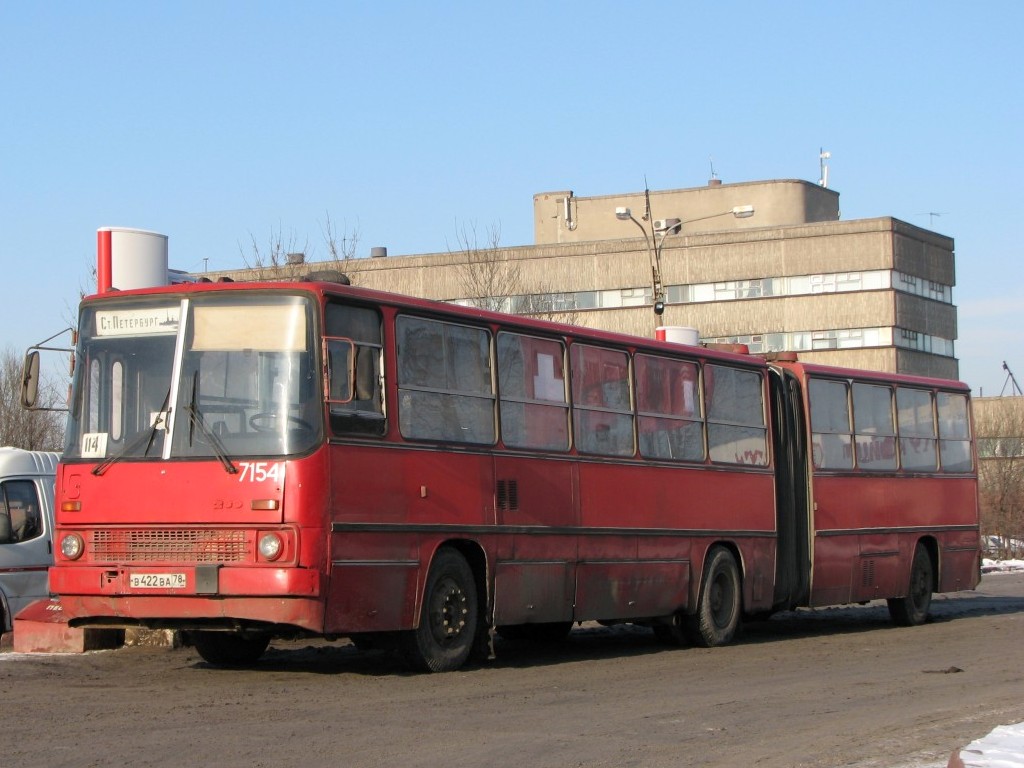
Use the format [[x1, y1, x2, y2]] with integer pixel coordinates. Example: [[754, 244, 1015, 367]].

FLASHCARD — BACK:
[[45, 276, 980, 670]]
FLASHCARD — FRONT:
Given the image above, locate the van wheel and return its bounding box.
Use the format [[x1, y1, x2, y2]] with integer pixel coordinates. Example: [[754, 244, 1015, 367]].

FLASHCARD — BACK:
[[400, 548, 478, 672], [888, 544, 933, 626], [686, 547, 741, 647], [191, 631, 270, 666]]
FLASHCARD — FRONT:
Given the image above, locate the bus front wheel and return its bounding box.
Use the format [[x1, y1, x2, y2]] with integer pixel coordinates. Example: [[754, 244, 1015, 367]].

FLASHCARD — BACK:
[[190, 631, 270, 666], [687, 546, 741, 647], [400, 548, 479, 672], [887, 543, 934, 627]]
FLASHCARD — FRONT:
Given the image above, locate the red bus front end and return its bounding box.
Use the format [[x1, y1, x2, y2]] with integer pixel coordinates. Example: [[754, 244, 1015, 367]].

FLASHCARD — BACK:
[[51, 452, 328, 633], [50, 288, 332, 643]]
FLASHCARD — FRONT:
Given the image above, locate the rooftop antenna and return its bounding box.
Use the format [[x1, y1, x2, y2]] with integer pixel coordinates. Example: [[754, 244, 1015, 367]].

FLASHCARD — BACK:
[[818, 148, 831, 188], [709, 156, 718, 181], [1001, 361, 1023, 396]]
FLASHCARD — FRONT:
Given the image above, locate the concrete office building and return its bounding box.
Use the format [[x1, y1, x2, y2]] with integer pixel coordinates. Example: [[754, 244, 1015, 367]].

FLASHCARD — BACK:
[[224, 178, 960, 380]]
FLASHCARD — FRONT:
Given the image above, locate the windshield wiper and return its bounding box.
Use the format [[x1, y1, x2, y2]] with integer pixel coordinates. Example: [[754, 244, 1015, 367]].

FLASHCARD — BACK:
[[184, 372, 238, 474], [92, 388, 170, 476]]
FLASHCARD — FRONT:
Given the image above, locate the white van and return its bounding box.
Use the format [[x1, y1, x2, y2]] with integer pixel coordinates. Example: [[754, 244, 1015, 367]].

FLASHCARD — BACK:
[[0, 448, 59, 634]]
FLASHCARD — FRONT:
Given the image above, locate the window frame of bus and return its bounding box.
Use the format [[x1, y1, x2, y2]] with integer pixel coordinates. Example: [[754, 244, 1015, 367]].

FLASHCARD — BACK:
[[635, 353, 705, 462], [396, 315, 496, 445], [852, 381, 897, 471], [936, 391, 974, 472], [570, 343, 635, 457], [324, 301, 386, 438], [704, 363, 769, 466], [809, 378, 854, 470], [809, 378, 971, 474], [896, 386, 938, 472], [496, 331, 570, 452]]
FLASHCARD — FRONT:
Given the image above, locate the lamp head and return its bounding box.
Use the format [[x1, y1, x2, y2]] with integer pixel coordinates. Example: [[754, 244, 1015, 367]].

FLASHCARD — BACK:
[[614, 207, 632, 221]]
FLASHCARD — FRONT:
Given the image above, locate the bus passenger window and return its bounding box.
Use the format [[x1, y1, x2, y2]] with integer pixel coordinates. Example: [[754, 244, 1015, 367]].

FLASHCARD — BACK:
[[635, 354, 704, 462], [852, 383, 897, 471], [809, 379, 853, 469], [937, 392, 973, 472], [571, 344, 634, 457], [706, 364, 767, 466], [325, 303, 385, 437], [397, 316, 495, 445], [897, 388, 937, 471], [497, 333, 569, 451]]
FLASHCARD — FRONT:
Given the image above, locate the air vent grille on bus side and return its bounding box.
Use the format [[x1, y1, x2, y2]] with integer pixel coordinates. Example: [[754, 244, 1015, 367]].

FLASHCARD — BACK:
[[496, 480, 519, 512], [861, 558, 876, 588]]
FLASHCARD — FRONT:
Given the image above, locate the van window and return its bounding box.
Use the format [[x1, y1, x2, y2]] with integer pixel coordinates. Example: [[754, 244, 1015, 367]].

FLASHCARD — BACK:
[[0, 481, 43, 544]]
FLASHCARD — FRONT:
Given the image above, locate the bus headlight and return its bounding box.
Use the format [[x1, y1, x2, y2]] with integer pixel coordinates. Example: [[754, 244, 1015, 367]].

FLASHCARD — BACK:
[[60, 533, 84, 560], [258, 532, 283, 562]]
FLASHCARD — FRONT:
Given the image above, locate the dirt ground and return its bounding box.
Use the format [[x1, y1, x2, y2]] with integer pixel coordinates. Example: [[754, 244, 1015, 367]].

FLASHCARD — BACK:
[[2, 573, 1023, 768]]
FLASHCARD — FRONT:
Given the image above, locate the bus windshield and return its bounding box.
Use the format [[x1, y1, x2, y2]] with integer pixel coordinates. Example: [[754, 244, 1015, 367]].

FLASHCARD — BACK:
[[65, 293, 320, 463]]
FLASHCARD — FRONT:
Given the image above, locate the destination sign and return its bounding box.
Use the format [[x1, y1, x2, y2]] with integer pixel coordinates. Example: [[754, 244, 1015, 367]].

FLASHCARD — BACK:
[[95, 306, 180, 336]]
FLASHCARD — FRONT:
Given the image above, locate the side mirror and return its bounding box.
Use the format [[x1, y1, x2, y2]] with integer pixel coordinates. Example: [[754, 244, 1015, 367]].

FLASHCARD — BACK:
[[21, 350, 40, 409]]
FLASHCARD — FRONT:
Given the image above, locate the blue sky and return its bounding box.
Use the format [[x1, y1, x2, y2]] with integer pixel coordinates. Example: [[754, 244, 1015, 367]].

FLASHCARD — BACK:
[[2, 2, 1021, 396]]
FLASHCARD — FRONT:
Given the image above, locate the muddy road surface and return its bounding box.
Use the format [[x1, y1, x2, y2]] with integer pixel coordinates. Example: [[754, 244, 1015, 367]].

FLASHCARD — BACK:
[[2, 573, 1023, 768]]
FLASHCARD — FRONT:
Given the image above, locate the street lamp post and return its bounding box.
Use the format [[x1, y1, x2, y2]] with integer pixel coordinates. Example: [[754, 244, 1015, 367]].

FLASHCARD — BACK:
[[615, 190, 754, 318]]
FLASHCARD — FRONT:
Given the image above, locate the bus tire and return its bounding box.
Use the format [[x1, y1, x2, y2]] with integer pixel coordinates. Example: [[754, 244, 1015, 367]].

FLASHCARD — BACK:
[[400, 548, 478, 672], [686, 546, 741, 647], [190, 631, 270, 666], [887, 543, 934, 627]]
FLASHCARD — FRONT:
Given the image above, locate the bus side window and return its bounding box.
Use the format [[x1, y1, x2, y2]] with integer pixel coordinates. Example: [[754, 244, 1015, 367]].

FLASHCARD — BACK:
[[809, 378, 853, 470], [852, 382, 897, 471], [497, 332, 569, 451], [706, 364, 767, 466], [937, 392, 973, 472], [397, 316, 495, 445], [897, 387, 937, 471], [635, 353, 704, 462], [570, 344, 634, 457], [325, 303, 385, 437]]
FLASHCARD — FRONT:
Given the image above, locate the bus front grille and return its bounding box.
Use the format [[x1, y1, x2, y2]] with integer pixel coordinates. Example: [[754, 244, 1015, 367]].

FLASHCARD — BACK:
[[90, 529, 250, 563]]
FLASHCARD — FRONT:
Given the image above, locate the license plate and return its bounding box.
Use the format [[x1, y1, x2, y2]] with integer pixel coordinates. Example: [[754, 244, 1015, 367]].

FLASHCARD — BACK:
[[129, 572, 187, 589]]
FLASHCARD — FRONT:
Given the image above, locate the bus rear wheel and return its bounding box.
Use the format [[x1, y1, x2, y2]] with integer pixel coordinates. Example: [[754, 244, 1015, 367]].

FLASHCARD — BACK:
[[190, 631, 270, 666], [686, 546, 741, 647], [888, 543, 934, 626], [400, 548, 479, 672]]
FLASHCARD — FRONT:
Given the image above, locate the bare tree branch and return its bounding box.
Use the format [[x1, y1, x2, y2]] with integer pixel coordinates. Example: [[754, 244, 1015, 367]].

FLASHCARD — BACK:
[[1, 348, 65, 450], [450, 220, 578, 324], [979, 401, 1024, 558]]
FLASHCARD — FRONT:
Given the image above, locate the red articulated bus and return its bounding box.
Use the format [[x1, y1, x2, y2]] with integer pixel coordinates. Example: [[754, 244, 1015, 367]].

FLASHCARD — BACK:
[[40, 268, 980, 671]]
